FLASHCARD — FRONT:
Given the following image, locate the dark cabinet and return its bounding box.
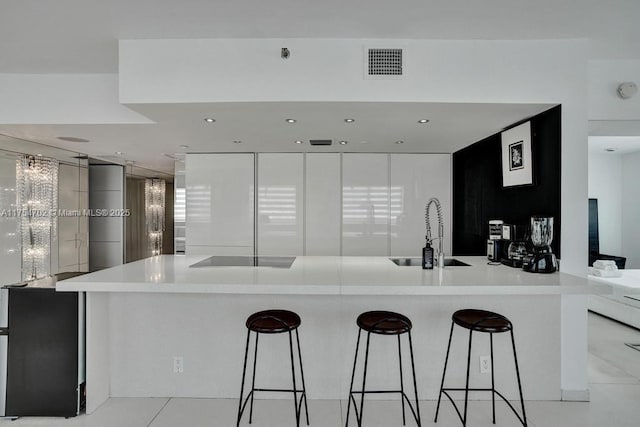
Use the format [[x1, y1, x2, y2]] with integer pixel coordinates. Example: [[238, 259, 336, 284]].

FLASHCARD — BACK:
[[6, 287, 84, 417]]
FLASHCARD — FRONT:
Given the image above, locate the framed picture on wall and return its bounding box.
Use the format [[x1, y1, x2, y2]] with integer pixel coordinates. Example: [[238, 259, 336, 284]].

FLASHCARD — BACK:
[[501, 121, 533, 187]]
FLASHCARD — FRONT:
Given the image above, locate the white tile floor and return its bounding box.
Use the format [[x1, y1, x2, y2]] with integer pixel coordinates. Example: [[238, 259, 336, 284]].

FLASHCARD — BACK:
[[5, 312, 640, 426]]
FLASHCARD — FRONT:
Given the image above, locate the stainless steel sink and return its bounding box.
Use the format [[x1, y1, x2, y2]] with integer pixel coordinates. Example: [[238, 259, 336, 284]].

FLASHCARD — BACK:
[[389, 257, 471, 267]]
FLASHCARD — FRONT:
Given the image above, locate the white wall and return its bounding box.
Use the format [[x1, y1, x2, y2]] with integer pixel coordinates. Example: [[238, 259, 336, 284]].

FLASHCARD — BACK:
[[0, 74, 150, 124], [588, 60, 640, 120], [588, 153, 623, 255], [58, 163, 90, 273], [622, 151, 640, 268], [0, 155, 21, 286], [588, 150, 640, 268]]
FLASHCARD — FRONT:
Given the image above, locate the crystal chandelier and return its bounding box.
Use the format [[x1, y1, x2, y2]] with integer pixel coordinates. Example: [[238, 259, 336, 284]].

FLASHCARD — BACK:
[[16, 155, 58, 280], [145, 179, 165, 256]]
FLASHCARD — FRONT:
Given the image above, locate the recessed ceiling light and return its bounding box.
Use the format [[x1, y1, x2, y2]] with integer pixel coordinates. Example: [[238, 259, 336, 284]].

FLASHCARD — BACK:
[[179, 145, 189, 149], [395, 140, 404, 144], [339, 140, 348, 145], [204, 118, 216, 123], [285, 119, 297, 123], [36, 153, 43, 157], [233, 140, 242, 144], [418, 119, 430, 124], [57, 136, 90, 143], [605, 148, 617, 152], [115, 151, 123, 155], [344, 118, 355, 123], [295, 140, 304, 144]]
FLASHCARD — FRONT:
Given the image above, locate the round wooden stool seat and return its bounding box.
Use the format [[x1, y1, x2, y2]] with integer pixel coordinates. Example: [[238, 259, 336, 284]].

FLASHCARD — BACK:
[[356, 310, 412, 335], [452, 309, 512, 333], [246, 309, 301, 333]]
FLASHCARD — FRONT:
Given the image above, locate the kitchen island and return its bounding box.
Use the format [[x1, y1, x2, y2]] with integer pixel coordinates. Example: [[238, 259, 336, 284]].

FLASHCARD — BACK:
[[57, 255, 609, 413]]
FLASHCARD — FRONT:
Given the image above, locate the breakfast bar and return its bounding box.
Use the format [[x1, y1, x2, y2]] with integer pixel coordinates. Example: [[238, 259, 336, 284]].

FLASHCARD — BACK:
[[57, 255, 610, 413]]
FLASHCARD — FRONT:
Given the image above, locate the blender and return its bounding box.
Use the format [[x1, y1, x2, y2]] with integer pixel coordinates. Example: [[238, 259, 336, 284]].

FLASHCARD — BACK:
[[522, 216, 558, 273]]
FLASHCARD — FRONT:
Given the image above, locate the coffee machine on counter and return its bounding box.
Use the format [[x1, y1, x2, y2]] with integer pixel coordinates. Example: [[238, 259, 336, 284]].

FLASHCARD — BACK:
[[522, 215, 558, 273], [486, 220, 530, 267]]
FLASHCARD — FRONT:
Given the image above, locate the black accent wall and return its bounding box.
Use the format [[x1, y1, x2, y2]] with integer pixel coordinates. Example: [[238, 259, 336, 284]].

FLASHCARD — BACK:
[[452, 105, 561, 257]]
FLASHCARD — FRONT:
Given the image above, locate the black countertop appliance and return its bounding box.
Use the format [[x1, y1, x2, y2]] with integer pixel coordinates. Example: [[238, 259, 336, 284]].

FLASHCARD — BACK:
[[522, 216, 558, 273]]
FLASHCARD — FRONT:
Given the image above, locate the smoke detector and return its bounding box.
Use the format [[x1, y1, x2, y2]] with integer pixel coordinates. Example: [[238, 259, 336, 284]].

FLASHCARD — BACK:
[[617, 82, 638, 99]]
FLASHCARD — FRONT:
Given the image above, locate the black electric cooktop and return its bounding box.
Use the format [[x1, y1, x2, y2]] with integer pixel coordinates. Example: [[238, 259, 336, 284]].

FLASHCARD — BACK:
[[189, 256, 296, 269]]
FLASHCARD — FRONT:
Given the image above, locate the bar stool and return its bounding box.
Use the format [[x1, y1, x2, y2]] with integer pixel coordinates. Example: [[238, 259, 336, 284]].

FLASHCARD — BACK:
[[346, 310, 422, 427], [236, 309, 309, 427], [434, 309, 527, 427]]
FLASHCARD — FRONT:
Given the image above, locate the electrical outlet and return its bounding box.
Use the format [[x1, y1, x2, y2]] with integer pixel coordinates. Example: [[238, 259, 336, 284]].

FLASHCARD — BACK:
[[479, 355, 491, 374], [173, 356, 184, 374]]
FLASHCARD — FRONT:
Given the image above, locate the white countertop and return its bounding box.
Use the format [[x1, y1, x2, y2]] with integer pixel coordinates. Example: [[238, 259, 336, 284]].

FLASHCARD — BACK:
[[56, 255, 610, 296]]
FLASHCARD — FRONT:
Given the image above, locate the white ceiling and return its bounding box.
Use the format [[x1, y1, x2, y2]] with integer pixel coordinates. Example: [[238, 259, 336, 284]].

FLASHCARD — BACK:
[[0, 102, 553, 173], [1, 0, 639, 73], [589, 136, 640, 155]]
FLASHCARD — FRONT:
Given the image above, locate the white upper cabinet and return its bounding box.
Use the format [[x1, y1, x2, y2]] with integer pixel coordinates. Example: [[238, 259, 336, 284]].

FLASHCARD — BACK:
[[185, 154, 254, 254], [342, 154, 390, 256], [390, 154, 452, 257], [183, 152, 451, 258], [305, 154, 341, 255], [257, 153, 304, 256]]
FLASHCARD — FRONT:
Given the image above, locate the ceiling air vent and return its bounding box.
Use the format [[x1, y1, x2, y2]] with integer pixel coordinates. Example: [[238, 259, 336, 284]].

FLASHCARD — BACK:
[[367, 48, 403, 77], [309, 139, 333, 146]]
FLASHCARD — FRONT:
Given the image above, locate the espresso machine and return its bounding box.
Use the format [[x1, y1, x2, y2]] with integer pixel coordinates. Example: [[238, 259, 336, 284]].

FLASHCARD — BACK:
[[522, 216, 557, 273]]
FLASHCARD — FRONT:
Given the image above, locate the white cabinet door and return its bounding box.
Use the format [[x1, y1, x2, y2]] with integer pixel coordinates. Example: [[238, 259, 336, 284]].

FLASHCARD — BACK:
[[185, 154, 254, 254], [390, 154, 452, 257], [305, 154, 341, 255], [257, 153, 303, 256], [342, 154, 389, 255]]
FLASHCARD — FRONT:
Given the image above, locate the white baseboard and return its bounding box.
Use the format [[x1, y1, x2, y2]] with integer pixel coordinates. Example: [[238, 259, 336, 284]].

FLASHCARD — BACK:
[[561, 389, 590, 401]]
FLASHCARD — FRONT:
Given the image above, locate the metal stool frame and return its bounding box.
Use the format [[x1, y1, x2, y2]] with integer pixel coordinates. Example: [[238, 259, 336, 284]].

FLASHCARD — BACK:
[[346, 315, 422, 427], [236, 313, 310, 427], [434, 314, 527, 427]]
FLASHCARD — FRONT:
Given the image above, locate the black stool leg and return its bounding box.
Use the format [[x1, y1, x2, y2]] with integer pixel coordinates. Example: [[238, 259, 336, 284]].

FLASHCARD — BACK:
[[295, 329, 310, 425], [345, 328, 362, 427], [490, 332, 495, 424], [435, 321, 455, 423], [397, 334, 406, 425], [408, 330, 422, 427], [357, 332, 372, 427], [237, 329, 252, 427], [249, 332, 259, 423], [510, 329, 528, 427], [288, 330, 300, 427], [462, 330, 473, 427]]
